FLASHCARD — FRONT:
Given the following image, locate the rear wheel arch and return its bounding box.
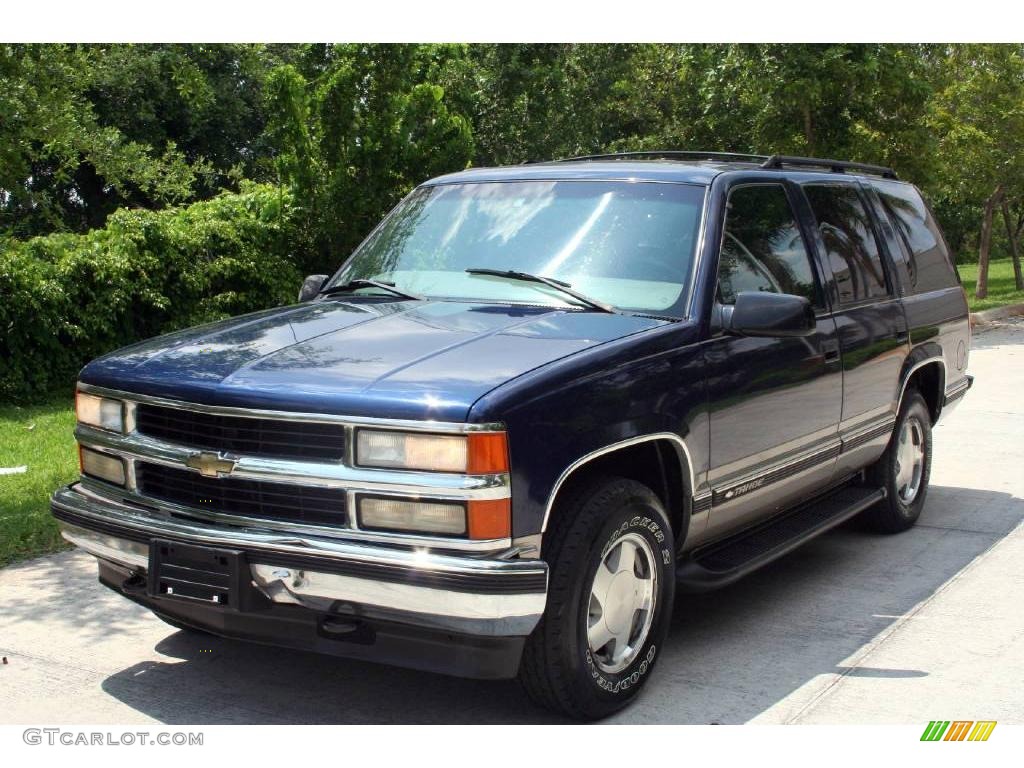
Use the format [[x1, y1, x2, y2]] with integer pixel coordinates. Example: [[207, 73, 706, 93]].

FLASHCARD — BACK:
[[899, 356, 946, 423], [542, 434, 694, 548]]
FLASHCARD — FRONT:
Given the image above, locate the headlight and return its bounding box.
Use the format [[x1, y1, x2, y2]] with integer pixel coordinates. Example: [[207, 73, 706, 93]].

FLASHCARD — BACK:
[[76, 390, 125, 433], [359, 497, 467, 535], [79, 447, 126, 486], [357, 497, 511, 539], [355, 429, 508, 473]]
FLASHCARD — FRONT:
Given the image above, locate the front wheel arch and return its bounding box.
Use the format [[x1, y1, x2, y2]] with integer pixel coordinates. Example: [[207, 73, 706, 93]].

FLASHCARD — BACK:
[[542, 435, 694, 548]]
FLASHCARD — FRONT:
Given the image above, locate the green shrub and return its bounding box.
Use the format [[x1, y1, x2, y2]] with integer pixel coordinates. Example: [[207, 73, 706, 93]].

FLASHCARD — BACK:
[[0, 183, 301, 401]]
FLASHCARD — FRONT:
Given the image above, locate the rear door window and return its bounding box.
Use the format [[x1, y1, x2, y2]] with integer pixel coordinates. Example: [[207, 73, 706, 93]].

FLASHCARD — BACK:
[[718, 184, 820, 306], [803, 184, 891, 304], [872, 179, 959, 293]]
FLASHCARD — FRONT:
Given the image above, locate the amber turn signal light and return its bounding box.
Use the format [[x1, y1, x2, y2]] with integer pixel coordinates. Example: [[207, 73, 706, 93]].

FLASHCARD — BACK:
[[467, 499, 511, 539], [467, 432, 509, 474]]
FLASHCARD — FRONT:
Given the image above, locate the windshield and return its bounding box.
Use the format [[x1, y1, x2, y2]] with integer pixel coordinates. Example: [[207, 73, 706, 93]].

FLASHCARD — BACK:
[[326, 180, 706, 315]]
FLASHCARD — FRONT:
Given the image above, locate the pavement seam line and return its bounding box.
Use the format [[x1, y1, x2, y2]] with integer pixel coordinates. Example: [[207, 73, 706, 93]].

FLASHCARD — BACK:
[[781, 520, 1024, 724], [915, 523, 1002, 535]]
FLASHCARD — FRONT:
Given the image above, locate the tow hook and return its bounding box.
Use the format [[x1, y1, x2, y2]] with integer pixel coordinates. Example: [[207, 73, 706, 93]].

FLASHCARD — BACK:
[[319, 615, 375, 645]]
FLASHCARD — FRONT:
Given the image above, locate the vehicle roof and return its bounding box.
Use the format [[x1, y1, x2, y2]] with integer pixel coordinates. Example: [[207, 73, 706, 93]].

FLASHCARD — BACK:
[[423, 155, 907, 188], [425, 160, 747, 186]]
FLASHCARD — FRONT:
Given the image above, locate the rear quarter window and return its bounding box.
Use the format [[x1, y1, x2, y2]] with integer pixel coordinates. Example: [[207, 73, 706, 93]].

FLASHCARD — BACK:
[[871, 179, 959, 294]]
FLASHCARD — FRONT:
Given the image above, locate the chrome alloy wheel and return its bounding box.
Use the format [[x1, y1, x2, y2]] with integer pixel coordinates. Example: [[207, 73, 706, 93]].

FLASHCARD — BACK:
[[895, 415, 926, 504], [586, 532, 658, 674]]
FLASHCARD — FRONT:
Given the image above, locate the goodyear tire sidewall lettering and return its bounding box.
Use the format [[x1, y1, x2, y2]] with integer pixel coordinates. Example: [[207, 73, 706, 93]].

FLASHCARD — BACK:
[[585, 512, 671, 696], [586, 645, 658, 694]]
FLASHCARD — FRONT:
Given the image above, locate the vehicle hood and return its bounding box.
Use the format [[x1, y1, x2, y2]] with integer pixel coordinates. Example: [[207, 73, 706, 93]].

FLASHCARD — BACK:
[[80, 299, 667, 421]]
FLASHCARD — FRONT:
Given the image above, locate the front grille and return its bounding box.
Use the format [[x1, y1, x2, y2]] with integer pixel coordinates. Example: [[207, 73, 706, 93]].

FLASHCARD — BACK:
[[135, 404, 347, 461], [136, 462, 347, 527]]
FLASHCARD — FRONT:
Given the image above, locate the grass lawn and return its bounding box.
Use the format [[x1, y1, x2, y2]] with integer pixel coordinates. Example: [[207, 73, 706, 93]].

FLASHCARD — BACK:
[[958, 257, 1024, 313], [0, 399, 77, 566]]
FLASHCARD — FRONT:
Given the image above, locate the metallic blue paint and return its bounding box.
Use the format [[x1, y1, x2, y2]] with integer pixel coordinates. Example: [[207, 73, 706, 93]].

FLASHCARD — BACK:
[[79, 298, 666, 422]]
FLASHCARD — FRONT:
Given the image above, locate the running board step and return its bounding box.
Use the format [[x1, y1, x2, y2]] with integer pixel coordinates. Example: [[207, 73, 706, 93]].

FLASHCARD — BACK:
[[676, 485, 886, 592]]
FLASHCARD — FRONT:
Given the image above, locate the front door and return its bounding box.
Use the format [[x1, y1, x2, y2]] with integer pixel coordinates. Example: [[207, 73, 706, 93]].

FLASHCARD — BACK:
[[704, 182, 843, 539]]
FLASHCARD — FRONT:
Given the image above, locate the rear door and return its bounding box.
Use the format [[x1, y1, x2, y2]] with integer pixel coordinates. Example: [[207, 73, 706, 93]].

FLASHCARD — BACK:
[[867, 179, 972, 410], [704, 181, 842, 540], [798, 180, 910, 476]]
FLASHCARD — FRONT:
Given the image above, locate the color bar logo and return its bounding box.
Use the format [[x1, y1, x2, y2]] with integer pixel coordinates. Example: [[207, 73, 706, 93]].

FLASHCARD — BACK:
[[921, 720, 997, 741]]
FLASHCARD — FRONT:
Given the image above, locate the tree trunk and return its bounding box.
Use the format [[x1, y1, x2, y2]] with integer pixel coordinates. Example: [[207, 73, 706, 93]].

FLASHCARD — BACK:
[[802, 103, 815, 156], [1001, 198, 1024, 291], [976, 186, 1004, 300]]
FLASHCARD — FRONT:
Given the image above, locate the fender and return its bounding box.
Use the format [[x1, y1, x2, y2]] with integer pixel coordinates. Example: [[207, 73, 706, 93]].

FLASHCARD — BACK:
[[541, 432, 698, 540], [897, 344, 946, 418]]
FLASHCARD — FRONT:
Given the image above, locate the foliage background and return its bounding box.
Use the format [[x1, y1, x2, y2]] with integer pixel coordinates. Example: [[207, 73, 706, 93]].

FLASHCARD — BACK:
[[3, 43, 1024, 401]]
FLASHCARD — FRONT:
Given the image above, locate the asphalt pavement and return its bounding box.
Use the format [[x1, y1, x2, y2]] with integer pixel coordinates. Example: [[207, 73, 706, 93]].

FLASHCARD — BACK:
[[2, 318, 1022, 724]]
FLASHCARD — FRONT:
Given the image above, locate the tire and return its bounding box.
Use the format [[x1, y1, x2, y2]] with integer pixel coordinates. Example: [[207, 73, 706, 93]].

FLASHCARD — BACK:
[[519, 476, 676, 720], [862, 389, 933, 533]]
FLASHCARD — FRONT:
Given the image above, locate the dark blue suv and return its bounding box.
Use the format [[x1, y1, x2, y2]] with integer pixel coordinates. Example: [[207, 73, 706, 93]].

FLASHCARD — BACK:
[[52, 151, 973, 719]]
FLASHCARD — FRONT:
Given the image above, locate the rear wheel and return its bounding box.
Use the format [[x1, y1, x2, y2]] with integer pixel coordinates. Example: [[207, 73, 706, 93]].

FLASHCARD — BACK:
[[519, 477, 675, 720], [862, 390, 933, 533]]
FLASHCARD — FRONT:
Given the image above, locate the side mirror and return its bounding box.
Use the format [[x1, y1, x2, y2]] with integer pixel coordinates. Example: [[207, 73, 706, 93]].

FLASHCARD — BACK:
[[722, 291, 816, 338], [298, 274, 328, 303]]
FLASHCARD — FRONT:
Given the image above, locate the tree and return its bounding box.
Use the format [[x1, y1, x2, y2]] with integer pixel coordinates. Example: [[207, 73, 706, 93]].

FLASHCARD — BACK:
[[0, 44, 284, 237], [0, 45, 208, 236], [928, 44, 1024, 279], [265, 44, 474, 273]]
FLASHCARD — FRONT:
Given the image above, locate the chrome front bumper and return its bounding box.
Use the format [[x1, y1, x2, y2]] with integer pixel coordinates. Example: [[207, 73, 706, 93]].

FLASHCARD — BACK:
[[51, 483, 547, 638]]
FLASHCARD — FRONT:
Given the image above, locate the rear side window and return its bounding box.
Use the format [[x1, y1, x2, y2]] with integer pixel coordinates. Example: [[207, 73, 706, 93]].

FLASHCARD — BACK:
[[718, 184, 820, 306], [872, 179, 958, 293], [804, 184, 890, 304]]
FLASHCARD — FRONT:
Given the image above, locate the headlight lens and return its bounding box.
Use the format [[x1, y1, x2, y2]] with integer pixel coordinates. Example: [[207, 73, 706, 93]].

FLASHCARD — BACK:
[[76, 391, 125, 433], [356, 430, 466, 472], [358, 497, 467, 535], [355, 429, 508, 473], [79, 447, 126, 486], [357, 497, 511, 539]]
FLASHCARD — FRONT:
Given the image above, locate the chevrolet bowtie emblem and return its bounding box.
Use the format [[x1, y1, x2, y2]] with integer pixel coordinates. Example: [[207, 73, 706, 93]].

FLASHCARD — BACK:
[[185, 451, 238, 478]]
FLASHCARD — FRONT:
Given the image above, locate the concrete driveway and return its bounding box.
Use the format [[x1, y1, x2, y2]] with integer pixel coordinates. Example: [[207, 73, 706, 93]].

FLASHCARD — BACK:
[[2, 320, 1022, 725]]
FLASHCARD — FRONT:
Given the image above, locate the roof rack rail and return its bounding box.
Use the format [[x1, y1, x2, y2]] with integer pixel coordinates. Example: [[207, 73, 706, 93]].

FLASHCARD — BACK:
[[760, 154, 898, 179], [532, 150, 771, 165]]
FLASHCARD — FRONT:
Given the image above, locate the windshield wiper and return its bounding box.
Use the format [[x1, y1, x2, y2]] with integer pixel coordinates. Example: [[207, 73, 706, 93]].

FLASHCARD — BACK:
[[464, 268, 617, 314], [320, 279, 424, 302]]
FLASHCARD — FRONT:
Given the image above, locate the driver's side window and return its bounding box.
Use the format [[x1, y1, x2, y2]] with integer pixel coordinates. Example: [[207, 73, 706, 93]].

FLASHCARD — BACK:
[[718, 185, 820, 307]]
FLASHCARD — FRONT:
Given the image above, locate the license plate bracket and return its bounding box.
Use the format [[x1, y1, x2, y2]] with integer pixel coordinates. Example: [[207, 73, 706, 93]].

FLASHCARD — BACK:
[[148, 539, 246, 610]]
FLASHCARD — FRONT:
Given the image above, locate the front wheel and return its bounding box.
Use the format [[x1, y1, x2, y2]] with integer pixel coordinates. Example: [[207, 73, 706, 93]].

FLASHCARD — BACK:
[[862, 389, 933, 533], [519, 477, 676, 720]]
